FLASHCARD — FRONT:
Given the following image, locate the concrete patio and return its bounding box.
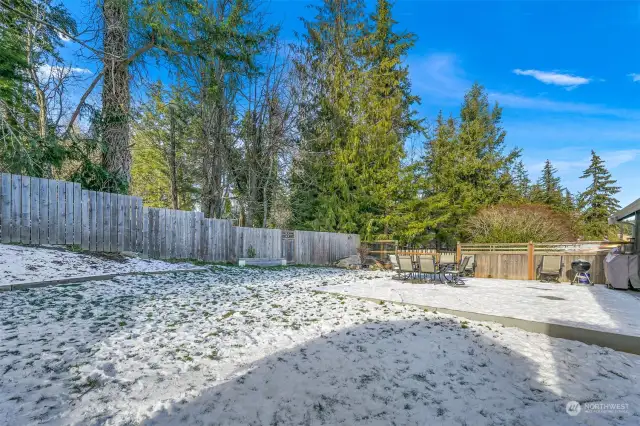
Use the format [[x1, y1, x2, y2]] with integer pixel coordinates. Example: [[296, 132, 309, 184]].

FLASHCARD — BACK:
[[316, 277, 640, 354]]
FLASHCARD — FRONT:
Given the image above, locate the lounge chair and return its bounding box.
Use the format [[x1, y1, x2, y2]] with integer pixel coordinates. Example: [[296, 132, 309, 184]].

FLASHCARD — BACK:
[[442, 256, 471, 285], [439, 252, 456, 265], [397, 255, 415, 280], [388, 254, 401, 278], [538, 256, 563, 282], [417, 255, 437, 282]]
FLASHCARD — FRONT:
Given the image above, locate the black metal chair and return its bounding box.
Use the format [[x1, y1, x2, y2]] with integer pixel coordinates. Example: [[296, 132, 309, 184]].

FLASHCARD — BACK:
[[442, 256, 471, 285]]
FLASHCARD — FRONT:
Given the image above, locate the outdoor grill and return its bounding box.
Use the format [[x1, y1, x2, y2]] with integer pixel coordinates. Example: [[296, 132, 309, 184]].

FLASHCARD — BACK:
[[571, 260, 592, 285]]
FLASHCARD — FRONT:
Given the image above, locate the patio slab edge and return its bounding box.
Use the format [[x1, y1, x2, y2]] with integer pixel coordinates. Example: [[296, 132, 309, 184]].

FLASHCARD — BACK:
[[314, 289, 640, 356], [0, 268, 210, 291]]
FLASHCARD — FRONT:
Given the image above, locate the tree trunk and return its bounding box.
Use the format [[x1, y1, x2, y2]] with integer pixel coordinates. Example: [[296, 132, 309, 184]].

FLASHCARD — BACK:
[[101, 0, 131, 188], [168, 105, 179, 209]]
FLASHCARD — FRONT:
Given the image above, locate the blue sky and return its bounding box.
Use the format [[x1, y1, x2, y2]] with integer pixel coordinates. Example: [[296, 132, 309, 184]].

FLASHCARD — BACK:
[[60, 0, 640, 207]]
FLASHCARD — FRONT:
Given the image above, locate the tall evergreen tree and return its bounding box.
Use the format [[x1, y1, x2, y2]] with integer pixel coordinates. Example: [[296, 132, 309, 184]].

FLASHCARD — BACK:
[[531, 160, 564, 208], [578, 150, 620, 239], [418, 83, 519, 244], [512, 160, 531, 200], [291, 0, 366, 232], [291, 0, 421, 239]]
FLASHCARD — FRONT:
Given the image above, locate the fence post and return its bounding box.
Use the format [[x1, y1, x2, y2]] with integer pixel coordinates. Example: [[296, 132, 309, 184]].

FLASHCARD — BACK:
[[456, 241, 461, 263], [527, 241, 535, 280]]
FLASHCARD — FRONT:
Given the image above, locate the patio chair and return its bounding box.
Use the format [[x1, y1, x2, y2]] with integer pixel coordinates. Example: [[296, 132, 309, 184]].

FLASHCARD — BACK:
[[463, 254, 476, 276], [417, 255, 437, 283], [442, 256, 471, 285], [397, 255, 415, 280], [538, 256, 563, 282], [388, 254, 401, 278], [439, 252, 456, 265]]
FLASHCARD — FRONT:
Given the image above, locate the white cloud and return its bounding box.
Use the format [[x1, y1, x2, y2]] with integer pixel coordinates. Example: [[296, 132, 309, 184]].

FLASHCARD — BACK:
[[408, 54, 640, 119], [628, 73, 640, 82], [513, 69, 590, 88], [37, 64, 92, 81]]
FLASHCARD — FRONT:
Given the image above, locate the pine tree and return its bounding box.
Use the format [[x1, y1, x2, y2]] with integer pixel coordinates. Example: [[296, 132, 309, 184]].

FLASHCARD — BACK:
[[531, 160, 564, 208], [345, 0, 422, 238], [291, 0, 421, 239], [512, 160, 531, 200], [578, 150, 620, 239], [290, 0, 365, 233], [561, 189, 575, 213], [418, 84, 520, 244]]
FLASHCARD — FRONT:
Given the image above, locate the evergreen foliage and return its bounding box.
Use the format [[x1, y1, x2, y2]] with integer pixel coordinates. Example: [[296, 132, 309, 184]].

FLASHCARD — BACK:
[[530, 160, 564, 208], [578, 150, 620, 239], [415, 83, 520, 244]]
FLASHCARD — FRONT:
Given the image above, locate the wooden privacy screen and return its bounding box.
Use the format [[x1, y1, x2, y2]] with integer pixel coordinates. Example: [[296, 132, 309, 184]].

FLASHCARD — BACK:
[[460, 242, 621, 284], [0, 173, 360, 265]]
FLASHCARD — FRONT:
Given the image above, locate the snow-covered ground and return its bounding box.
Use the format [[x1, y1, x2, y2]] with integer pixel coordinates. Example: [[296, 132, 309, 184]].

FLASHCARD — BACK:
[[318, 277, 640, 337], [0, 244, 197, 286], [1, 267, 640, 425]]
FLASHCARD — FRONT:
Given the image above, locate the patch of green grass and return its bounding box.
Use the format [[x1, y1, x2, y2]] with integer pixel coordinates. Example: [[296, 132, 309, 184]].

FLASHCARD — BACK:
[[460, 321, 469, 329], [222, 310, 236, 319], [118, 321, 127, 327], [206, 349, 221, 360]]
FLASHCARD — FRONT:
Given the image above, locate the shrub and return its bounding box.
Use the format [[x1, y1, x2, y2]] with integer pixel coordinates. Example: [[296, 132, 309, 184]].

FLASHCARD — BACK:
[[463, 204, 576, 243]]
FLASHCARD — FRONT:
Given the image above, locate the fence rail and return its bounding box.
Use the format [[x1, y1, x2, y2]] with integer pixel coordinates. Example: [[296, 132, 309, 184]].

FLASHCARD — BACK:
[[0, 173, 358, 265]]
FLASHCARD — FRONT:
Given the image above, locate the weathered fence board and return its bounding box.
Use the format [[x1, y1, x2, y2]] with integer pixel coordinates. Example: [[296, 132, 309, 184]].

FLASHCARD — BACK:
[[123, 196, 131, 252], [21, 176, 30, 244], [96, 192, 104, 252], [38, 178, 48, 244], [135, 198, 143, 252], [0, 173, 362, 266], [142, 206, 149, 257], [89, 191, 97, 251], [11, 175, 20, 242], [103, 194, 111, 252], [48, 180, 57, 244], [30, 177, 39, 244], [1, 174, 11, 244], [73, 183, 81, 246], [81, 190, 89, 251], [57, 182, 66, 244], [65, 182, 73, 244]]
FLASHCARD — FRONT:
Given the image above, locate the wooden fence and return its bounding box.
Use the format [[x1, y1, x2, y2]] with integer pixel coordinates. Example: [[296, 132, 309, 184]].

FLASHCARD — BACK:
[[460, 241, 622, 284], [234, 227, 282, 260], [0, 173, 143, 252], [294, 230, 360, 265], [0, 173, 359, 265]]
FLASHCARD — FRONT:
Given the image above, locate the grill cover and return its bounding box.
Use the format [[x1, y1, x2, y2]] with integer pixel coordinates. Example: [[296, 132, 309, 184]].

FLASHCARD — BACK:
[[604, 254, 640, 289], [630, 255, 640, 290]]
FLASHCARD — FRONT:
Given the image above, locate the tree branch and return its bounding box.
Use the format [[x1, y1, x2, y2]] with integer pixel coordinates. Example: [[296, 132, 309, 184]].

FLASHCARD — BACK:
[[63, 40, 156, 136], [0, 0, 108, 58]]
